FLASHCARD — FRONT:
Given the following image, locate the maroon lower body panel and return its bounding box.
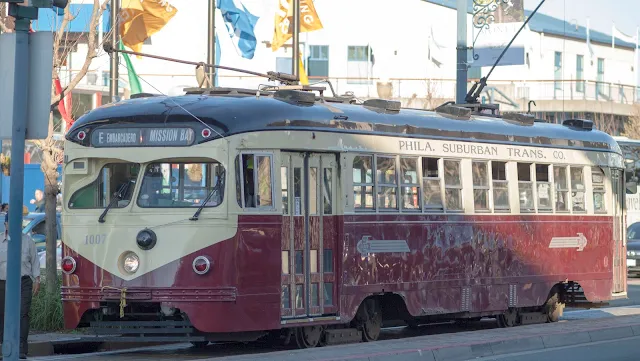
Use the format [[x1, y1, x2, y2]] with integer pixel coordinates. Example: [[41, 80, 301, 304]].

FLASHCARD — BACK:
[[62, 214, 616, 333]]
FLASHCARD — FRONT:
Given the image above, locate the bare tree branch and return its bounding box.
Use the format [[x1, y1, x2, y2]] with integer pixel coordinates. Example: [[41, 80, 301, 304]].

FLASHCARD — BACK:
[[0, 3, 12, 33], [623, 105, 640, 140]]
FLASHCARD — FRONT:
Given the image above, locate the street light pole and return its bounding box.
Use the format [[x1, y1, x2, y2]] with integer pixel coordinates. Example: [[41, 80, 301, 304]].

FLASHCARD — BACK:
[[207, 0, 216, 87], [292, 0, 300, 79], [109, 0, 120, 100], [456, 0, 468, 104]]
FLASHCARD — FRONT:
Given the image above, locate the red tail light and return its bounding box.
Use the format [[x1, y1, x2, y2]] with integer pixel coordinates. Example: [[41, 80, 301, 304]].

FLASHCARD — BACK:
[[61, 256, 76, 274], [192, 256, 210, 275]]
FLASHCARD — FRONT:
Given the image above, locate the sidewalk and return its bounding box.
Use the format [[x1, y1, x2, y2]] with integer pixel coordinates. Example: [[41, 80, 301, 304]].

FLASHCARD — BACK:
[[202, 314, 640, 361]]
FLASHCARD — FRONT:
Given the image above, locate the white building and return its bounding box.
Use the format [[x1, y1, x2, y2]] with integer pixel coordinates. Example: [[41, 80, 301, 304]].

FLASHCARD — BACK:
[[31, 0, 640, 135]]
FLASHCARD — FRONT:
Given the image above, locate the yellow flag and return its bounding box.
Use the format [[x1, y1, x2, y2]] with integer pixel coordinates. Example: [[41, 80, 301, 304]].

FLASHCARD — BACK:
[[119, 0, 178, 56], [272, 0, 323, 51], [299, 54, 308, 85]]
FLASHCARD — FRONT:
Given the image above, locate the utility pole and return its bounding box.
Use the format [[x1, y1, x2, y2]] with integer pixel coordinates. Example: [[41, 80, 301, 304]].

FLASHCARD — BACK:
[[0, 2, 58, 359], [292, 0, 300, 79], [456, 0, 468, 104], [109, 0, 120, 100], [207, 0, 216, 86]]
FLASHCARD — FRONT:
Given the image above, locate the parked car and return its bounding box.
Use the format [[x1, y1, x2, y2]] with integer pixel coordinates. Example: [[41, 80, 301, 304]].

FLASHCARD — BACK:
[[627, 222, 640, 276], [21, 212, 62, 269]]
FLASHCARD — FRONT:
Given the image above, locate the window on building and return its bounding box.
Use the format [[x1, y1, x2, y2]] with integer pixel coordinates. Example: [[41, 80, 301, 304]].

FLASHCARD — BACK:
[[443, 160, 462, 211], [576, 55, 584, 92], [422, 157, 443, 210], [554, 51, 562, 91], [592, 167, 606, 213], [571, 166, 586, 212], [597, 58, 605, 94], [554, 166, 569, 212], [308, 45, 329, 77], [400, 158, 420, 210], [353, 155, 374, 210], [347, 45, 373, 85], [518, 163, 534, 211], [492, 161, 509, 211], [535, 164, 552, 211], [472, 161, 489, 211]]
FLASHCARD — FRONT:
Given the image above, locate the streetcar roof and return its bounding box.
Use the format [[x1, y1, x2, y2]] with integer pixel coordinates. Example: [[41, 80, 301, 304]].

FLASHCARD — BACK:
[[68, 92, 620, 153]]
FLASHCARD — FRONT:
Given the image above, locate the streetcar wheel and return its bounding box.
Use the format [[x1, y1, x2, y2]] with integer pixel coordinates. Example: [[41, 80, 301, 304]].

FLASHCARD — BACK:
[[190, 341, 209, 348], [294, 325, 323, 348], [497, 308, 520, 328], [544, 292, 565, 323], [358, 298, 382, 342]]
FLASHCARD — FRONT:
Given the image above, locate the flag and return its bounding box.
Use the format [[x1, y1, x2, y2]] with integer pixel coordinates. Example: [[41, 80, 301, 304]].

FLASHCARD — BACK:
[[298, 53, 308, 85], [54, 76, 74, 130], [217, 0, 260, 59], [586, 18, 594, 60], [119, 41, 143, 94], [272, 0, 323, 51], [119, 0, 178, 56], [215, 32, 221, 86]]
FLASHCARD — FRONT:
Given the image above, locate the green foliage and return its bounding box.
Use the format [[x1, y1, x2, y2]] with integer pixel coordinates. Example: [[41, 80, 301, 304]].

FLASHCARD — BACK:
[[30, 274, 63, 332]]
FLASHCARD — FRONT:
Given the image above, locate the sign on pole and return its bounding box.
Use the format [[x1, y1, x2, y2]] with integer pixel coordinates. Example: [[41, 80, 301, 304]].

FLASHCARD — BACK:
[[0, 31, 53, 140], [472, 0, 526, 67]]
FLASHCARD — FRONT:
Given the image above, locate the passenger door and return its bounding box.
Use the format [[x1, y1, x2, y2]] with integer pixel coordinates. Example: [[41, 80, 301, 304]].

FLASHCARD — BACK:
[[280, 152, 338, 319], [612, 169, 626, 294]]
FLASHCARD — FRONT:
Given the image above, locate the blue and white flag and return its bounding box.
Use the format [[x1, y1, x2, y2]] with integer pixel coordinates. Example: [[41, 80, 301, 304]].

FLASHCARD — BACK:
[[217, 0, 260, 59], [215, 32, 221, 86]]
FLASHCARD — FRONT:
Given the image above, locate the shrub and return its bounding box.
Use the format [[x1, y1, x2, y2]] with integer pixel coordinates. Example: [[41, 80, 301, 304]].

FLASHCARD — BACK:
[[30, 274, 63, 332]]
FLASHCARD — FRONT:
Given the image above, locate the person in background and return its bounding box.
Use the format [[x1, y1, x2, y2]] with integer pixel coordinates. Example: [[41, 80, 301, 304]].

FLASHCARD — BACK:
[[2, 203, 8, 238], [30, 190, 45, 213], [0, 205, 40, 359]]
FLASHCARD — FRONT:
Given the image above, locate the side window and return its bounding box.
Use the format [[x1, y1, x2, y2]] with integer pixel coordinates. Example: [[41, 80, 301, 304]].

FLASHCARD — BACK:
[[518, 162, 534, 212], [422, 157, 443, 211], [554, 166, 569, 212], [593, 167, 606, 213], [376, 156, 398, 210], [472, 161, 489, 211], [492, 161, 509, 211], [68, 163, 141, 209], [281, 166, 288, 215], [400, 157, 420, 210], [571, 166, 586, 212], [353, 155, 374, 210], [237, 153, 274, 209], [443, 160, 462, 210], [535, 164, 552, 211]]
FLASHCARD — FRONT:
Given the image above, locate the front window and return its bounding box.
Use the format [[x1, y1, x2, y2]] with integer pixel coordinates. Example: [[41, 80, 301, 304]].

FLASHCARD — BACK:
[[137, 161, 225, 208], [68, 163, 140, 209]]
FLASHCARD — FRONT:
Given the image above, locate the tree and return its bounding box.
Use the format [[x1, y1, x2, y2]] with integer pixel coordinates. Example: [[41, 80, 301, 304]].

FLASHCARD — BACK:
[[0, 1, 109, 292], [622, 105, 640, 140]]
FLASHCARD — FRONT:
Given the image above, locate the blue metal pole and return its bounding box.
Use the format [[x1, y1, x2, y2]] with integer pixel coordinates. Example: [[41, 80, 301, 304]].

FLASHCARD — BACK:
[[2, 19, 29, 361], [456, 0, 468, 104]]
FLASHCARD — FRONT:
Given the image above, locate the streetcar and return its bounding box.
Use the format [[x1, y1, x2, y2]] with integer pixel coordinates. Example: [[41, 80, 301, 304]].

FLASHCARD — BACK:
[[61, 86, 628, 348]]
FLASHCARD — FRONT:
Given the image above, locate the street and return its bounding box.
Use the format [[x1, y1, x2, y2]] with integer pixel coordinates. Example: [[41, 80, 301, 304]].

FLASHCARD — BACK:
[[21, 277, 640, 361]]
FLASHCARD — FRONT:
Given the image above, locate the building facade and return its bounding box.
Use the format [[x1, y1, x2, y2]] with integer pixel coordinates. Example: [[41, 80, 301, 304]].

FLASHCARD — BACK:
[[29, 0, 640, 137]]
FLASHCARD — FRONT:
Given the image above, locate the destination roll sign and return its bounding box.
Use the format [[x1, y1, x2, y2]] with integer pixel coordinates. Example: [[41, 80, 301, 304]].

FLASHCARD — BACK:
[[91, 127, 196, 147]]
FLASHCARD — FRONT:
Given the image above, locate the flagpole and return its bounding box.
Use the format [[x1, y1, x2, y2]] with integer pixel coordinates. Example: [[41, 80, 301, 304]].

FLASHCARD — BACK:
[[110, 0, 120, 100], [636, 27, 639, 102], [292, 0, 300, 79], [207, 0, 216, 87]]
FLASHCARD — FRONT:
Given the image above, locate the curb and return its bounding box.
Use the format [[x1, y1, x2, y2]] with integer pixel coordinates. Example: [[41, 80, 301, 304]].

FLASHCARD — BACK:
[[319, 322, 640, 361]]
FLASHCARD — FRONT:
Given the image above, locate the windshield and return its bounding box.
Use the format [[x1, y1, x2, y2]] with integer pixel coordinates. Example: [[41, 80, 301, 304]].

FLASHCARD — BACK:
[[68, 163, 141, 209], [137, 161, 225, 208], [22, 218, 34, 232]]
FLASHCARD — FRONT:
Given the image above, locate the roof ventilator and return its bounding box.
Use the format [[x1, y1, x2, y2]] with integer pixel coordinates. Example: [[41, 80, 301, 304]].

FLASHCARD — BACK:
[[362, 99, 401, 113], [562, 119, 594, 131], [130, 93, 158, 99], [273, 89, 316, 105], [434, 103, 472, 120], [502, 112, 535, 126]]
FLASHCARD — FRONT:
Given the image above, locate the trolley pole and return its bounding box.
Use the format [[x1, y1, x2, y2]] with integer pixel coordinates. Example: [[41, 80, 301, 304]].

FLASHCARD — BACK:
[[109, 0, 120, 100], [456, 0, 468, 104], [291, 0, 300, 79], [2, 19, 28, 361], [207, 0, 216, 86]]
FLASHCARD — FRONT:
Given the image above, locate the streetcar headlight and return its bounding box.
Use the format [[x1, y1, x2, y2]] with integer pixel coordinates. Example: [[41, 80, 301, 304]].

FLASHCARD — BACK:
[[121, 252, 140, 274]]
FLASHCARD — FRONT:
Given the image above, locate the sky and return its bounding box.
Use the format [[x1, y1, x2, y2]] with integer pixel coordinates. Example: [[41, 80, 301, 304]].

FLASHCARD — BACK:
[[525, 0, 640, 37]]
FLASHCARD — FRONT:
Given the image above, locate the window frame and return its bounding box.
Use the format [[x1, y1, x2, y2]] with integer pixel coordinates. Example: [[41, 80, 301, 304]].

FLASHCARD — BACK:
[[517, 162, 535, 213], [491, 161, 510, 212], [553, 165, 570, 213], [535, 163, 553, 212], [400, 156, 421, 211], [592, 166, 607, 214], [375, 154, 399, 211], [136, 161, 226, 209], [570, 166, 587, 213], [238, 152, 276, 211], [68, 162, 141, 210], [442, 158, 463, 212], [472, 160, 490, 212], [421, 157, 444, 212], [353, 154, 375, 211]]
